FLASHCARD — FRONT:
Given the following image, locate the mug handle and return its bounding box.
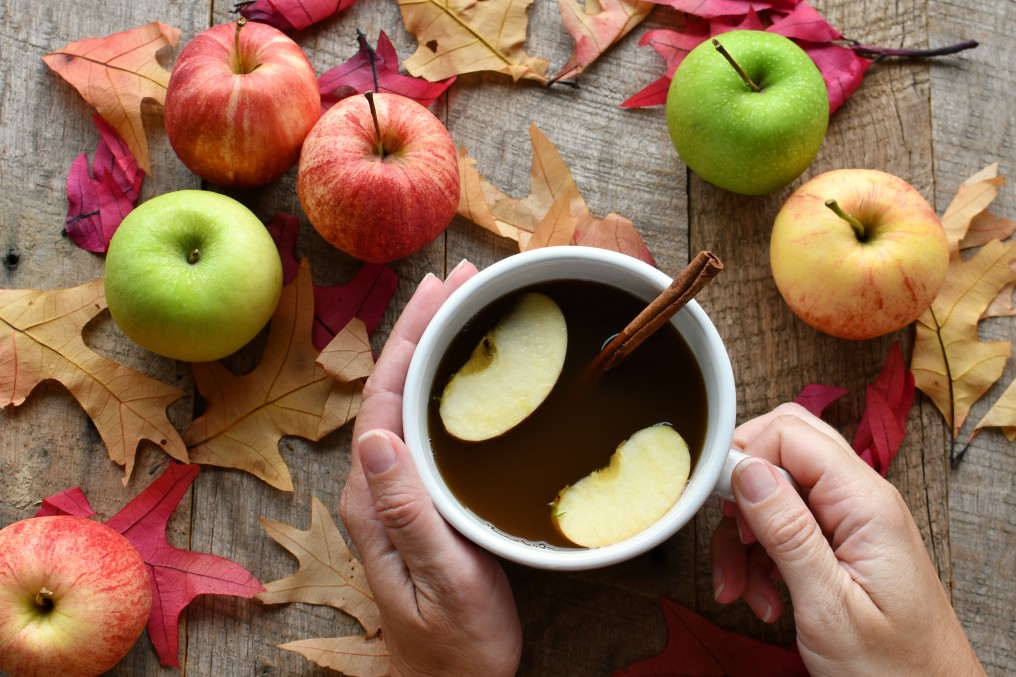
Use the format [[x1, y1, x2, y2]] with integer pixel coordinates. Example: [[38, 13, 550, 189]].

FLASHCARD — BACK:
[[711, 449, 799, 502]]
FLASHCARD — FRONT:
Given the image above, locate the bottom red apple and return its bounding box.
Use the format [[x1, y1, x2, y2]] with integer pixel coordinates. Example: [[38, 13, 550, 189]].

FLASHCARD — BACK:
[[0, 516, 152, 677]]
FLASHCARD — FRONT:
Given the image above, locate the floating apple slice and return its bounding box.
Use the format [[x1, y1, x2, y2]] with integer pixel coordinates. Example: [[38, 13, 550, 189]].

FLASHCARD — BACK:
[[439, 292, 567, 441], [552, 424, 691, 547]]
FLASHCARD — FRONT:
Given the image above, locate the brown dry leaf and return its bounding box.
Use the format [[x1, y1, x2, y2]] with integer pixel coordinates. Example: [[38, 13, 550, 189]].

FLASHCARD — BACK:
[[0, 279, 188, 483], [959, 210, 1016, 251], [43, 22, 181, 175], [552, 0, 655, 83], [912, 238, 1016, 437], [257, 496, 382, 635], [973, 378, 1016, 441], [184, 261, 372, 491], [458, 124, 655, 264], [279, 636, 389, 677], [259, 497, 389, 677], [398, 0, 549, 82], [940, 162, 1004, 256]]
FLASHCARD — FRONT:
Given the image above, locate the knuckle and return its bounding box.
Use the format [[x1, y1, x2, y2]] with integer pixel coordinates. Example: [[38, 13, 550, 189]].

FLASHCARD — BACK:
[[374, 488, 425, 530], [762, 504, 823, 562]]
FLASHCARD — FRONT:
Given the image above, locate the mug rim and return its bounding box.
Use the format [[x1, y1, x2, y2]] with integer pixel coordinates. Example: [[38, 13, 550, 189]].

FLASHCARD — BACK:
[[402, 246, 736, 570]]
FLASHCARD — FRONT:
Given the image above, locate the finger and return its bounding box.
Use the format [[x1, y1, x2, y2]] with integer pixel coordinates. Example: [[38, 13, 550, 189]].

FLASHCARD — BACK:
[[732, 457, 849, 610], [742, 545, 783, 623], [710, 516, 747, 604], [733, 402, 853, 458]]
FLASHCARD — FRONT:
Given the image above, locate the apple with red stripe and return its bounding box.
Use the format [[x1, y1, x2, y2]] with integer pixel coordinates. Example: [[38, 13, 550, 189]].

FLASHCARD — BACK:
[[297, 91, 460, 263], [165, 18, 320, 188], [0, 516, 152, 677]]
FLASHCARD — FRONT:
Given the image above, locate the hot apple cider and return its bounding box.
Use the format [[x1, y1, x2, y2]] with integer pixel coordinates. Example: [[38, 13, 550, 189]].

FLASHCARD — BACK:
[[427, 279, 708, 548]]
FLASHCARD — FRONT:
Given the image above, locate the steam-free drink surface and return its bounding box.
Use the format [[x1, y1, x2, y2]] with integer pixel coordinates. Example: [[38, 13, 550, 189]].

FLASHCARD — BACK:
[[428, 280, 708, 548]]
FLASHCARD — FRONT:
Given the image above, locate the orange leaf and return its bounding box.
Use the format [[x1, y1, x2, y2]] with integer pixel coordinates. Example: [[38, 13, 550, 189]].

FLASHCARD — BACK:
[[398, 0, 549, 82], [457, 124, 654, 264], [940, 162, 1004, 256], [43, 22, 181, 175], [552, 0, 655, 83], [259, 497, 389, 677], [912, 238, 1016, 437], [184, 260, 373, 491], [0, 279, 188, 483], [257, 497, 382, 635], [973, 378, 1016, 442]]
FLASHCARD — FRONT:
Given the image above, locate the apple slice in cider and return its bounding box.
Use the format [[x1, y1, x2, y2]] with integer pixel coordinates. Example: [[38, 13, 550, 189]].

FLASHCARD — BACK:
[[439, 292, 568, 441], [552, 424, 691, 548]]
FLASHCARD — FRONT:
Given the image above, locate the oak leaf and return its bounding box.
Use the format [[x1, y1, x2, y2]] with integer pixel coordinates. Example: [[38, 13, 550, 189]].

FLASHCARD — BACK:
[[0, 279, 188, 483], [184, 260, 372, 491], [65, 115, 143, 253], [615, 597, 807, 676], [33, 487, 95, 518], [941, 163, 1005, 255], [105, 463, 265, 667], [43, 22, 181, 175], [398, 0, 549, 83], [552, 0, 655, 83], [974, 378, 1016, 441], [457, 124, 654, 264], [912, 238, 1016, 440], [237, 0, 356, 32], [258, 497, 389, 677], [319, 30, 455, 112]]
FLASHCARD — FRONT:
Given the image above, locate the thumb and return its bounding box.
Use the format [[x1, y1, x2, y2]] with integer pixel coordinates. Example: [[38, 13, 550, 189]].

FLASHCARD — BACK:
[[357, 429, 467, 577], [732, 457, 847, 607]]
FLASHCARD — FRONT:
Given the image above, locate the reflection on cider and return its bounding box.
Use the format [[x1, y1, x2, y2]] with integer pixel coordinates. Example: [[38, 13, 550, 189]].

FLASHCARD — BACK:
[[428, 280, 708, 548]]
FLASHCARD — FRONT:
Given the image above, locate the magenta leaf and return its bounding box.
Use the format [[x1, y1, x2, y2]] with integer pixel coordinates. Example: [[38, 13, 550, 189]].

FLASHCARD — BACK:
[[615, 597, 808, 676], [318, 30, 455, 112], [313, 262, 398, 350], [266, 211, 301, 284], [105, 463, 264, 668], [33, 487, 95, 518], [851, 342, 914, 475], [647, 0, 798, 20], [236, 0, 355, 32], [793, 383, 849, 418]]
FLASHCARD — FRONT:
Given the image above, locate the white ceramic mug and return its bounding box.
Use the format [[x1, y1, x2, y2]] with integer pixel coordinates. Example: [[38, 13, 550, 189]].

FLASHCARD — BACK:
[[402, 246, 775, 570]]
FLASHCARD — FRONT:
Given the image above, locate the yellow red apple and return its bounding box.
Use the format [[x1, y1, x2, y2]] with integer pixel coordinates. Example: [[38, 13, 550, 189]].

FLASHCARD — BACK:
[[770, 169, 949, 340], [0, 516, 152, 677], [296, 92, 460, 263], [164, 19, 320, 188]]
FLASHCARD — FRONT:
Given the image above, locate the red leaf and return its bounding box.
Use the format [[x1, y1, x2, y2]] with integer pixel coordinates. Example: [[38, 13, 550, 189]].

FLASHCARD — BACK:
[[104, 463, 264, 668], [649, 0, 798, 19], [64, 116, 143, 253], [318, 30, 454, 113], [313, 263, 398, 350], [264, 210, 399, 349], [765, 1, 841, 42], [33, 487, 95, 518], [615, 598, 808, 676], [237, 0, 356, 32], [851, 342, 914, 476], [793, 383, 848, 418]]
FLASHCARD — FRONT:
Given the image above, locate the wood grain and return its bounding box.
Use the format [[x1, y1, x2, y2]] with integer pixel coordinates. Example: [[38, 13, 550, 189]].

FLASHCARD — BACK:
[[1, 0, 1013, 674]]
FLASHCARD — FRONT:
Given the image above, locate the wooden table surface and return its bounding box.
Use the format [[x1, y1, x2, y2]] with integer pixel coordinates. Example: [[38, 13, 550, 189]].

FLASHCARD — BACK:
[[2, 0, 1014, 675]]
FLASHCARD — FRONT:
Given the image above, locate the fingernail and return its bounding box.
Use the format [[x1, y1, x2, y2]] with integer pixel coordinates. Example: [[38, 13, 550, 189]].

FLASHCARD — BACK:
[[750, 594, 774, 623], [449, 258, 469, 275], [358, 430, 397, 476], [712, 565, 725, 601], [736, 458, 779, 504]]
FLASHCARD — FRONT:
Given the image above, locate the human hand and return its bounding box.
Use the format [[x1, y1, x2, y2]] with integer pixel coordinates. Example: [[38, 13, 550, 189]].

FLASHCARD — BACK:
[[711, 403, 984, 676], [340, 261, 522, 677]]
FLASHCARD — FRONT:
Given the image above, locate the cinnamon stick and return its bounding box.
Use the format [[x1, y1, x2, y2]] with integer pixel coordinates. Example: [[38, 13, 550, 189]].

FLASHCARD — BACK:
[[588, 251, 723, 376]]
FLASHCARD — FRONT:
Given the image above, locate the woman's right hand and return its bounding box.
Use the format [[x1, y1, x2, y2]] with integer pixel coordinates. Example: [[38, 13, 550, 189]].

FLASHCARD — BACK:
[[711, 403, 984, 676]]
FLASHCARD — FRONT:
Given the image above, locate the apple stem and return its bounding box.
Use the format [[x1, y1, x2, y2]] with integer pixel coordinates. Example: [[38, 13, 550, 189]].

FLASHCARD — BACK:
[[35, 587, 54, 610], [364, 91, 385, 158], [233, 17, 250, 74], [712, 39, 761, 93], [188, 248, 201, 264], [825, 199, 867, 239]]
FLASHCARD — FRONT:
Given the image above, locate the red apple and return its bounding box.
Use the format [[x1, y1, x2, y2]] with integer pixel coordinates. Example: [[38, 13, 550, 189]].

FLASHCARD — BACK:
[[296, 92, 460, 263], [0, 516, 152, 677], [164, 18, 320, 188], [770, 168, 949, 340]]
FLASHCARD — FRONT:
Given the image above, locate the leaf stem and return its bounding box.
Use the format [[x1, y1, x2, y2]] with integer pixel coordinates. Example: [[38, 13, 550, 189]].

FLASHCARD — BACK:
[[364, 91, 384, 158], [825, 199, 866, 240], [849, 39, 978, 61], [356, 29, 381, 93], [713, 39, 761, 92]]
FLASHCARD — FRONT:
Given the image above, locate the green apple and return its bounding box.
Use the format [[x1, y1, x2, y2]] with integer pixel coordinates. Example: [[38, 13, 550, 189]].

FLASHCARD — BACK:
[[104, 190, 283, 362], [665, 30, 829, 196], [552, 424, 691, 548], [439, 292, 567, 441], [770, 168, 949, 340]]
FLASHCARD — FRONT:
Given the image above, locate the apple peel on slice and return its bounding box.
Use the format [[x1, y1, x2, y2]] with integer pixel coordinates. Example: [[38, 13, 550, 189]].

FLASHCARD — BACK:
[[552, 424, 691, 548], [439, 292, 567, 441]]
